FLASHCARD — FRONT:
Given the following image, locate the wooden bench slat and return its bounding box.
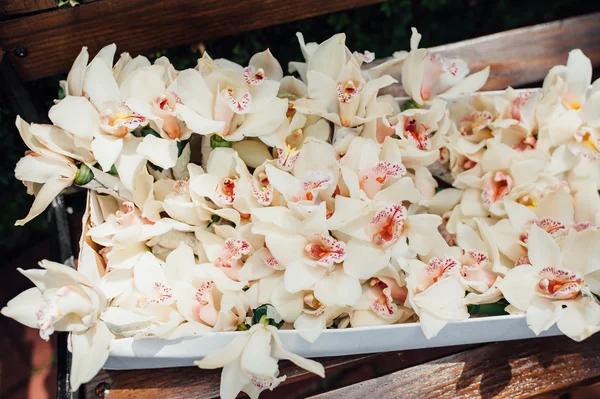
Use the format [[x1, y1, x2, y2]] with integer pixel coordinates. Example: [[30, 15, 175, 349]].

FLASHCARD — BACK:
[[0, 0, 57, 16], [374, 12, 600, 97], [0, 0, 383, 82], [308, 335, 600, 399]]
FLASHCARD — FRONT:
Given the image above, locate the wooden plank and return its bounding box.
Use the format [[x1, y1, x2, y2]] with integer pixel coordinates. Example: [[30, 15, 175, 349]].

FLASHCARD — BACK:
[[83, 343, 478, 399], [373, 12, 600, 97], [84, 354, 376, 399], [309, 335, 600, 399], [0, 0, 56, 16], [0, 0, 384, 81]]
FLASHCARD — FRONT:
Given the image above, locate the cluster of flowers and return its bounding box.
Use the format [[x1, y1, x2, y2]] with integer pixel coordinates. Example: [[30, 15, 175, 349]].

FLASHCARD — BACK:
[[2, 28, 600, 398]]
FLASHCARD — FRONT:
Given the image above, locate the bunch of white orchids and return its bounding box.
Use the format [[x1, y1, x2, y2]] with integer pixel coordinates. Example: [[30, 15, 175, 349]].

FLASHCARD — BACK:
[[3, 28, 600, 398]]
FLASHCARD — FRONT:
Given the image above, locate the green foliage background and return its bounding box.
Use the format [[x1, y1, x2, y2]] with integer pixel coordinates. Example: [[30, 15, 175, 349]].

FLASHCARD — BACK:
[[0, 0, 596, 256]]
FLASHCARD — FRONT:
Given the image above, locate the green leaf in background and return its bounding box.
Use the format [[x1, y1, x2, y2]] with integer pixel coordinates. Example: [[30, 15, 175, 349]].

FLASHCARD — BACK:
[[468, 299, 510, 316], [210, 135, 233, 149], [141, 127, 161, 138], [252, 304, 284, 329], [177, 140, 189, 157]]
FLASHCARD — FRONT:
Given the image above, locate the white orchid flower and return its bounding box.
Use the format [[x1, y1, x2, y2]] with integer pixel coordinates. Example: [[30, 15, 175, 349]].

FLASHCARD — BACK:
[[293, 266, 360, 342], [492, 187, 575, 264], [14, 117, 92, 225], [402, 28, 490, 105], [292, 33, 396, 128], [454, 220, 503, 303], [195, 323, 324, 399], [350, 265, 413, 327], [403, 256, 469, 338], [1, 244, 112, 391], [202, 50, 288, 142], [498, 224, 600, 341]]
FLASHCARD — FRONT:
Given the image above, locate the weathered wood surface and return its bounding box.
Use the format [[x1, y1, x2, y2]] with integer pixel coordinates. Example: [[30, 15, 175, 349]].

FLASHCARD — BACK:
[[309, 335, 600, 399], [0, 0, 384, 81], [0, 0, 56, 16], [373, 12, 600, 97], [84, 344, 476, 398]]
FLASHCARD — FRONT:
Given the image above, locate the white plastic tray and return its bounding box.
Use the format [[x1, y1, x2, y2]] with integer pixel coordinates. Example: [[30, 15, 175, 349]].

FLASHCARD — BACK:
[[106, 314, 560, 369]]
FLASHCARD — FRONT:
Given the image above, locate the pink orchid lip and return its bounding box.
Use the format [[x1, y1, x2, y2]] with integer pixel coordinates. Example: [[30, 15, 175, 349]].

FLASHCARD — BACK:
[[515, 255, 531, 267], [508, 92, 532, 121], [403, 117, 431, 150], [304, 233, 346, 267], [116, 202, 153, 227], [368, 285, 397, 318], [370, 277, 408, 302], [337, 80, 359, 104], [251, 172, 273, 206], [216, 177, 237, 205], [153, 93, 181, 139], [572, 222, 600, 232], [482, 171, 513, 205], [420, 53, 458, 101], [416, 257, 458, 293], [536, 267, 583, 300], [520, 218, 567, 243], [360, 161, 406, 199], [300, 172, 331, 202], [460, 250, 497, 289], [513, 135, 537, 152], [459, 111, 493, 136], [242, 66, 266, 86], [369, 205, 406, 248], [193, 281, 218, 327], [215, 238, 252, 269]]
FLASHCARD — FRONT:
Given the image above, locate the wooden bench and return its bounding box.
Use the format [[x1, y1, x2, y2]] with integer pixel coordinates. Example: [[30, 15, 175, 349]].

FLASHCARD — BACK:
[[1, 3, 599, 398]]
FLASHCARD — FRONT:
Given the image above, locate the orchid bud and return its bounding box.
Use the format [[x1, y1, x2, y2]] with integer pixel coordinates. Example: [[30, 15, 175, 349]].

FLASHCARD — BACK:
[[74, 163, 94, 185]]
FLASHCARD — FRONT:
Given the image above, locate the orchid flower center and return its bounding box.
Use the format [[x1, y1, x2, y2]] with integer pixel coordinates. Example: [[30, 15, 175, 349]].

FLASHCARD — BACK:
[[298, 172, 331, 202], [537, 267, 583, 300], [460, 249, 497, 289], [562, 91, 582, 111], [174, 178, 190, 196], [337, 80, 359, 103], [369, 205, 407, 248], [153, 92, 182, 139], [517, 195, 537, 208], [368, 284, 397, 318], [360, 161, 406, 198], [482, 171, 513, 205], [222, 87, 252, 113], [243, 66, 266, 85], [416, 257, 458, 293], [572, 130, 600, 161], [251, 171, 274, 206], [286, 102, 297, 120], [100, 102, 147, 138], [277, 129, 303, 170], [214, 238, 252, 269], [519, 218, 567, 243], [138, 282, 173, 307], [370, 277, 408, 302], [303, 293, 325, 314], [36, 297, 61, 340], [508, 92, 532, 121], [459, 111, 493, 136], [116, 202, 152, 227], [216, 177, 237, 205], [513, 135, 537, 152], [421, 54, 458, 101], [303, 233, 346, 267], [191, 281, 218, 327], [403, 117, 431, 150]]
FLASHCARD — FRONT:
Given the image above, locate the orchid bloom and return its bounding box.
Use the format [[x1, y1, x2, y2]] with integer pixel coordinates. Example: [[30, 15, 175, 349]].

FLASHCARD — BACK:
[[404, 256, 469, 338], [14, 117, 92, 225], [350, 266, 413, 327], [455, 220, 504, 304], [293, 267, 360, 342], [1, 246, 112, 391], [203, 50, 289, 142], [293, 33, 396, 128], [402, 28, 490, 105], [493, 187, 574, 264], [498, 224, 600, 341], [195, 324, 324, 399]]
